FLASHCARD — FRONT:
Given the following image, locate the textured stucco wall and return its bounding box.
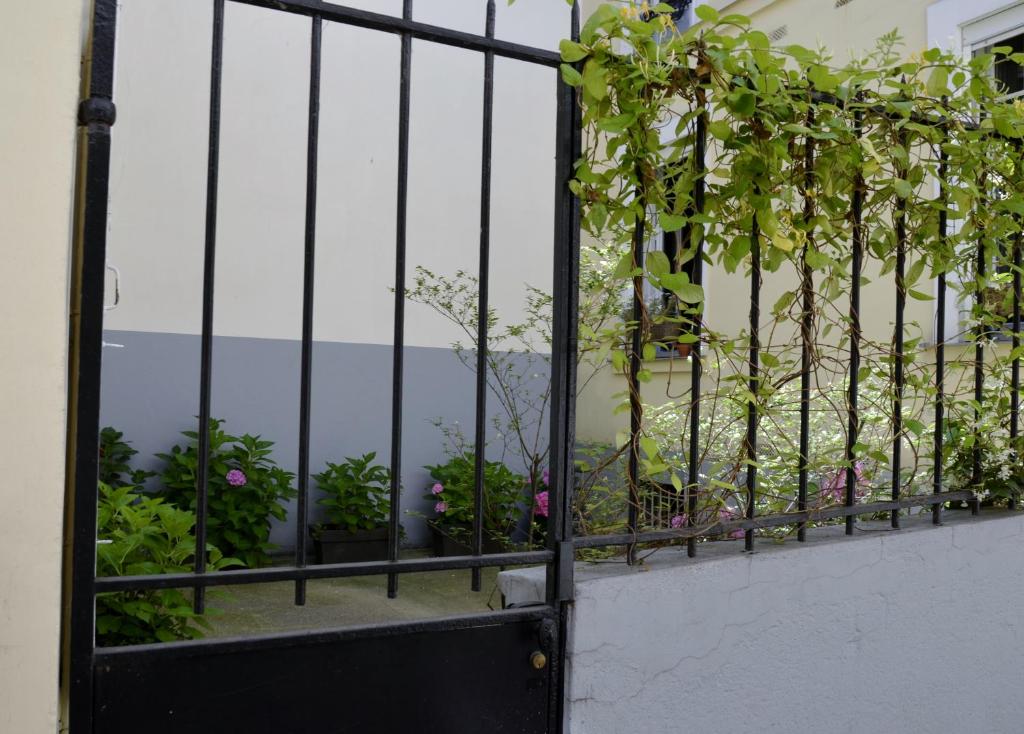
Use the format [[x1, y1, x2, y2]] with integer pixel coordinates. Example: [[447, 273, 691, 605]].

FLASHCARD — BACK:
[[564, 512, 1024, 734], [0, 1, 86, 732]]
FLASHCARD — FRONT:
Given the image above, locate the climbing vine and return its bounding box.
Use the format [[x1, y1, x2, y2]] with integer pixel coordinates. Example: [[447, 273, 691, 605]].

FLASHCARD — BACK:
[[563, 3, 1024, 538]]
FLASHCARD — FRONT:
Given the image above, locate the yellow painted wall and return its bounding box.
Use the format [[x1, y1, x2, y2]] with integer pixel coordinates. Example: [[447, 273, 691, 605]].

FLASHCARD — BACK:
[[714, 0, 932, 61], [0, 1, 87, 732]]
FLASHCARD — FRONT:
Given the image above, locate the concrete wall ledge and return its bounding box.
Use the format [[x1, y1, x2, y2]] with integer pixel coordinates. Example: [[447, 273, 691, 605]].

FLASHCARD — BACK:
[[500, 510, 1024, 733]]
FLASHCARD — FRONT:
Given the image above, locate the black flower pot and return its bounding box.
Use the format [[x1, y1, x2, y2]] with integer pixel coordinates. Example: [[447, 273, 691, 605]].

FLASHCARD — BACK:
[[429, 524, 506, 557], [309, 525, 389, 564]]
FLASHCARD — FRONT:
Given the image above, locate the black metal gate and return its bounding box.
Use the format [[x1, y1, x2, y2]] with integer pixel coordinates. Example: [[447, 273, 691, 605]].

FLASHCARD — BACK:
[[68, 1, 580, 731]]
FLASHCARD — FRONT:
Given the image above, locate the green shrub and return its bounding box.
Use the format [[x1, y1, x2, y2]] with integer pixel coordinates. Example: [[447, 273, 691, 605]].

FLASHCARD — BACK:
[[96, 483, 240, 646], [424, 454, 525, 545], [99, 426, 153, 487], [157, 419, 296, 568], [313, 452, 392, 533]]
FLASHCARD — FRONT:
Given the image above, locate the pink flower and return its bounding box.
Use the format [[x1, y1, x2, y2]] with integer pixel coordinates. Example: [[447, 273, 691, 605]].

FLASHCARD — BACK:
[[718, 507, 745, 539], [431, 482, 444, 495], [822, 461, 868, 503], [541, 468, 550, 486], [534, 490, 549, 518], [434, 501, 448, 514], [226, 469, 247, 487], [670, 514, 687, 529]]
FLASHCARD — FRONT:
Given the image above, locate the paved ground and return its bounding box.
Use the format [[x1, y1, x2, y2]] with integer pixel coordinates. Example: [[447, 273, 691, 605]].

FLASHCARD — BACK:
[[205, 552, 503, 638]]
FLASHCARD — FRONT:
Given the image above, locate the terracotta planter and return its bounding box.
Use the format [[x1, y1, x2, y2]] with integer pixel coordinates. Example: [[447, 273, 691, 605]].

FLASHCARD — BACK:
[[649, 321, 691, 358], [309, 525, 389, 564]]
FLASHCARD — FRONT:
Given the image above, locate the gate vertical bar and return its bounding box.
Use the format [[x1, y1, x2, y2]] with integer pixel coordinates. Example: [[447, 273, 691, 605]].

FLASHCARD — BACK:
[[686, 89, 706, 558], [797, 108, 815, 542], [471, 0, 496, 592], [194, 0, 226, 613], [745, 206, 760, 553], [294, 14, 322, 605], [933, 139, 947, 525], [69, 0, 118, 727], [892, 130, 907, 530], [846, 105, 863, 535], [547, 4, 581, 731], [388, 0, 414, 598]]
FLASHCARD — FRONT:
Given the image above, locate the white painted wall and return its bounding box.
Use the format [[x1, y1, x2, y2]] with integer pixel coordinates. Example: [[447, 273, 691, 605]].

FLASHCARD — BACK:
[[560, 513, 1024, 734], [0, 1, 86, 731], [104, 0, 565, 350]]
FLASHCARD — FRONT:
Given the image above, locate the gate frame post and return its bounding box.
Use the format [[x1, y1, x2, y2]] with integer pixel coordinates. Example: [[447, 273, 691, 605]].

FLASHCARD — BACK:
[[67, 0, 118, 730], [546, 3, 581, 731]]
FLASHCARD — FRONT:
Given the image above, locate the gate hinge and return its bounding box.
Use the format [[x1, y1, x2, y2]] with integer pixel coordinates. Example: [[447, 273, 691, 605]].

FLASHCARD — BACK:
[[553, 540, 575, 603], [78, 96, 116, 128]]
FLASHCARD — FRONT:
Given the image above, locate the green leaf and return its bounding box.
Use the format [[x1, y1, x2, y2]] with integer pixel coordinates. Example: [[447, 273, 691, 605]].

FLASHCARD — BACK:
[[708, 120, 733, 141], [926, 65, 949, 97], [580, 3, 616, 44], [672, 283, 704, 304], [647, 250, 671, 277], [582, 59, 608, 100], [695, 4, 719, 23], [639, 436, 659, 458], [772, 233, 794, 252], [659, 212, 687, 231], [560, 64, 582, 87], [559, 39, 589, 63], [727, 89, 757, 117], [893, 178, 913, 199]]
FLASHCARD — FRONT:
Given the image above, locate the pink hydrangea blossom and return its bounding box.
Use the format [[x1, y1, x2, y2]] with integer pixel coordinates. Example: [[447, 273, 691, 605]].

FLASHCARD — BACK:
[[822, 461, 868, 503], [541, 467, 550, 486], [534, 490, 549, 518], [718, 507, 745, 539], [225, 469, 247, 487], [670, 514, 687, 529], [434, 501, 448, 514], [431, 482, 444, 495]]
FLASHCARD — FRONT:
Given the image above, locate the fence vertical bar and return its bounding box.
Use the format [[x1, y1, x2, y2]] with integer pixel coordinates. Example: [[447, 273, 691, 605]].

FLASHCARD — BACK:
[[846, 105, 863, 535], [194, 0, 226, 613], [68, 0, 119, 727], [626, 187, 645, 565], [933, 138, 947, 525], [1011, 221, 1021, 510], [294, 14, 321, 606], [973, 198, 985, 512], [388, 0, 414, 598], [471, 0, 496, 591], [797, 107, 815, 542], [686, 87, 706, 558], [892, 130, 907, 530], [745, 206, 760, 552], [547, 5, 581, 731]]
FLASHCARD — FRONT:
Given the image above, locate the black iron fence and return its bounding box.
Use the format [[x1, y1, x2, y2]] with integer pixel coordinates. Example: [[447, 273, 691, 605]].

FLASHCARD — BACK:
[[575, 78, 1023, 560]]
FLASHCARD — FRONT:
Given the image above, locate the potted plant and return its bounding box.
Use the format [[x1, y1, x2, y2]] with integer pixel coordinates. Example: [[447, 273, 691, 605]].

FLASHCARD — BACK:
[[157, 419, 296, 569], [310, 452, 393, 564], [622, 296, 693, 359], [424, 453, 526, 556]]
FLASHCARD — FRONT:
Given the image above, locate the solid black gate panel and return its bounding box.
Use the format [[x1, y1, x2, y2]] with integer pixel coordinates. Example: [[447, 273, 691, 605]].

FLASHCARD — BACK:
[[94, 614, 553, 734]]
